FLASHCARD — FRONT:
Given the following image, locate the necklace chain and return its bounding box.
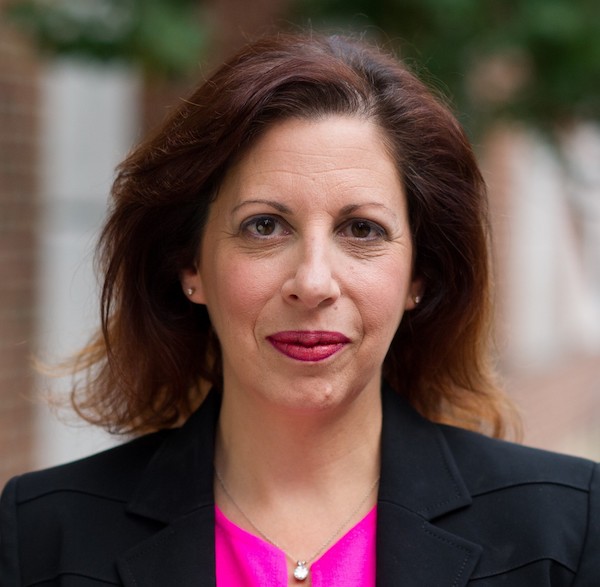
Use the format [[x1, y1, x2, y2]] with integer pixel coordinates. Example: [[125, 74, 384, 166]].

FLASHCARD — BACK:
[[215, 468, 379, 579]]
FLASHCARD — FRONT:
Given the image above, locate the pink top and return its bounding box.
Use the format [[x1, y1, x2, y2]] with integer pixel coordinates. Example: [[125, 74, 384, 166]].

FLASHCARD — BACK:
[[215, 505, 377, 586]]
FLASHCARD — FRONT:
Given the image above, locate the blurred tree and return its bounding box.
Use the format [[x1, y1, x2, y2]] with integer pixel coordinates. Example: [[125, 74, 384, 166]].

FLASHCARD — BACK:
[[5, 0, 600, 130], [291, 0, 600, 134], [5, 0, 209, 77]]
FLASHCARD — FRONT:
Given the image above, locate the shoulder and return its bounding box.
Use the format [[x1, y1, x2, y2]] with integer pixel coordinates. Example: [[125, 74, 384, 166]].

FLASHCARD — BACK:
[[1, 393, 221, 585], [9, 391, 221, 508], [0, 429, 172, 586], [8, 428, 171, 506], [439, 423, 596, 494], [438, 424, 600, 584]]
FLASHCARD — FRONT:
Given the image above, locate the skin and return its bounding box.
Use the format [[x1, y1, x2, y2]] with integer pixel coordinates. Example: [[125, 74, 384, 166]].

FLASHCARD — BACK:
[[181, 115, 422, 582]]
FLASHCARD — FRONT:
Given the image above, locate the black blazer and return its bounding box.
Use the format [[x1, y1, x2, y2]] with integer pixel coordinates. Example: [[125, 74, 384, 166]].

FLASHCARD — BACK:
[[1, 387, 599, 586]]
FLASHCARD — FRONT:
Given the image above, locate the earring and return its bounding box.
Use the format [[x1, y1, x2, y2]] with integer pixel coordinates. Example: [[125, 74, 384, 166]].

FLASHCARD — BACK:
[[186, 287, 195, 296], [414, 295, 422, 304]]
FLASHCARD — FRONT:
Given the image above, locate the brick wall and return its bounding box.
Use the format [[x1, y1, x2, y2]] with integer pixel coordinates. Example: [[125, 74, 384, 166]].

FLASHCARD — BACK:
[[0, 5, 40, 487]]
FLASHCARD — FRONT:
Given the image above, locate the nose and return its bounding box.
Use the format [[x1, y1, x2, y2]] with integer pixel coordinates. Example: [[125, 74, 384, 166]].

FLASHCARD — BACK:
[[281, 241, 341, 309]]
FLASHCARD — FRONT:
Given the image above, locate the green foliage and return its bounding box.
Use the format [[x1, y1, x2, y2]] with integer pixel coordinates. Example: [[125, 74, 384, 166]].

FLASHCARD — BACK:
[[6, 0, 599, 130], [291, 0, 600, 131], [5, 0, 209, 77]]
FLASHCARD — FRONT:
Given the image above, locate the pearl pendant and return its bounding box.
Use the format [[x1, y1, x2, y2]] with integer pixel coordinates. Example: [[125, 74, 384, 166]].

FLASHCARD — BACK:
[[293, 561, 309, 581]]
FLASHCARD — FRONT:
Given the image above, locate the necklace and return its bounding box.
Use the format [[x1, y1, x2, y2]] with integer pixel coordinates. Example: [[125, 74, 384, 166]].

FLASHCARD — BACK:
[[215, 469, 380, 582]]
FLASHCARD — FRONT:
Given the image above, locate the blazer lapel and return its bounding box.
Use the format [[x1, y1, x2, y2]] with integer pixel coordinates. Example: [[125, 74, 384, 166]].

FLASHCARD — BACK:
[[117, 507, 216, 587], [117, 392, 222, 587], [377, 503, 481, 587], [376, 386, 482, 586]]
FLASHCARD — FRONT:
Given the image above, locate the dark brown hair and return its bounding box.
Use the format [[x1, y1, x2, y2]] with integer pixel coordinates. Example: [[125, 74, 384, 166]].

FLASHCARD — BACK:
[[69, 32, 516, 437]]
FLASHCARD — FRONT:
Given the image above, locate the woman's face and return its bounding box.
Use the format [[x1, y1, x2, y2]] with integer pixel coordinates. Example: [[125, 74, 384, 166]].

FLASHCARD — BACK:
[[183, 116, 421, 413]]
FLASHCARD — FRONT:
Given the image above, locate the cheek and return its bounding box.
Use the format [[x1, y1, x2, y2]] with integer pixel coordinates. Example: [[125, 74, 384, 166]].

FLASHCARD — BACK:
[[204, 255, 280, 328], [354, 261, 412, 334]]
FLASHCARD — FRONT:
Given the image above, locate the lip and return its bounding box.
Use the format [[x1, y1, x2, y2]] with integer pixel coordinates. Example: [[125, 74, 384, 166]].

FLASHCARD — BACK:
[[267, 331, 350, 362]]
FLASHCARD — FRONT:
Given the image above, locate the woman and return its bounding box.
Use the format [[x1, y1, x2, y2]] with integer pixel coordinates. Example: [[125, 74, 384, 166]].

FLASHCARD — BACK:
[[1, 33, 598, 586]]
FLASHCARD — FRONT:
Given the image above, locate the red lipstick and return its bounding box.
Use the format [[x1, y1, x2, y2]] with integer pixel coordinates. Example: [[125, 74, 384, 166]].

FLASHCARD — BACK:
[[267, 331, 350, 362]]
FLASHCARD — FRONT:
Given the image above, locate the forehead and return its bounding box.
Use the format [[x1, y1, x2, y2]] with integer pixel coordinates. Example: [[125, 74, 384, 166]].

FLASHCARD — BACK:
[[220, 115, 400, 193], [248, 115, 389, 157]]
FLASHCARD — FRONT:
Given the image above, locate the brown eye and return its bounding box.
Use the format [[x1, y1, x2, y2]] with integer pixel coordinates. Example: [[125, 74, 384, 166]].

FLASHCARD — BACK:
[[351, 221, 373, 238], [241, 215, 289, 239], [255, 217, 276, 235], [340, 219, 386, 240]]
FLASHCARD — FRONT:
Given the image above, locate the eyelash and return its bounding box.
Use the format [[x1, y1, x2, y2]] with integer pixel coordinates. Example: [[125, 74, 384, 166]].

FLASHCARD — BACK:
[[240, 215, 388, 241]]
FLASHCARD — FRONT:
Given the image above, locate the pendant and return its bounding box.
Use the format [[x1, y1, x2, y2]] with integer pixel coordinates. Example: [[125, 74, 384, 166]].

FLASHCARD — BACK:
[[293, 561, 309, 581]]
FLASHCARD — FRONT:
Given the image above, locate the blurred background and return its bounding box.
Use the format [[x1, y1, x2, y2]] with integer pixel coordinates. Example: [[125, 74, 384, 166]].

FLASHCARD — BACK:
[[1, 0, 599, 486]]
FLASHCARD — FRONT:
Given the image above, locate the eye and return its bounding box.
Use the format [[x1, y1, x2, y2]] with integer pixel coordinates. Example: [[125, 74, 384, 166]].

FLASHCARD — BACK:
[[241, 215, 289, 238], [339, 219, 386, 240]]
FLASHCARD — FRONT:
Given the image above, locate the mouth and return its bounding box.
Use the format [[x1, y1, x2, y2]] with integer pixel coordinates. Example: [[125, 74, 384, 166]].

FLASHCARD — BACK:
[[267, 331, 350, 362]]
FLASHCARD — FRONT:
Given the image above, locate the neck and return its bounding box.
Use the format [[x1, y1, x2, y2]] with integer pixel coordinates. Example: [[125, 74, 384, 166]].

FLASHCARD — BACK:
[[214, 382, 382, 496]]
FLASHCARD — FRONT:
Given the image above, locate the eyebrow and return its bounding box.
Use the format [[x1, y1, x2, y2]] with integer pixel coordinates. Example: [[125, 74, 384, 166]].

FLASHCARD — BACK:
[[232, 199, 399, 222], [232, 199, 293, 214], [340, 202, 399, 221]]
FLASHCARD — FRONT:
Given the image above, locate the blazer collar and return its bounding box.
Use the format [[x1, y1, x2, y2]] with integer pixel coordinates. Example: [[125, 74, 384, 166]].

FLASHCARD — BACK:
[[379, 384, 472, 519], [118, 386, 481, 586], [375, 385, 481, 586], [118, 392, 221, 587], [125, 390, 220, 523]]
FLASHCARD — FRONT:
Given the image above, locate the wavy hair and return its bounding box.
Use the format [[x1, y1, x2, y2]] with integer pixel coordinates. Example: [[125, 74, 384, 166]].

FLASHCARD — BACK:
[[67, 32, 517, 438]]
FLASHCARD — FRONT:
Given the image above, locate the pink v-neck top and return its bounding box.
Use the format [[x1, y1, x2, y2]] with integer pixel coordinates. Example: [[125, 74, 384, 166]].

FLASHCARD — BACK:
[[215, 505, 377, 586]]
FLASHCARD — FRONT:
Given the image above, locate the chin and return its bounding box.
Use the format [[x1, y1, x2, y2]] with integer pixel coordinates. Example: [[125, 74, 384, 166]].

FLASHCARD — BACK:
[[272, 381, 360, 415]]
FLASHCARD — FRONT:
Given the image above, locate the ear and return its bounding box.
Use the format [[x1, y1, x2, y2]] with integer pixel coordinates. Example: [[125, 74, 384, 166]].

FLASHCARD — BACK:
[[180, 266, 207, 305], [404, 277, 425, 311]]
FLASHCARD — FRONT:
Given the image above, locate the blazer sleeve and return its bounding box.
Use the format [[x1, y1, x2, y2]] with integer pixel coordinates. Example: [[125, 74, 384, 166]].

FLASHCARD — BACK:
[[573, 461, 600, 585], [0, 476, 21, 587]]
